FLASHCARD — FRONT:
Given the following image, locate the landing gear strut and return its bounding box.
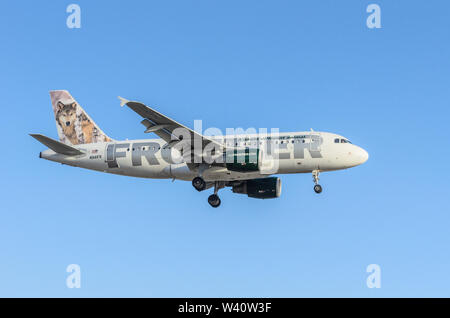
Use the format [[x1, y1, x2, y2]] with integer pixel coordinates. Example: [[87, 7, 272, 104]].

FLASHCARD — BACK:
[[208, 182, 224, 208], [312, 170, 322, 194]]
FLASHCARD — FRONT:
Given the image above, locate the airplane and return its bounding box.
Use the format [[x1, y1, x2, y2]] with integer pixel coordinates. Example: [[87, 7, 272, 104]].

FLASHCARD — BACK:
[[30, 90, 369, 208]]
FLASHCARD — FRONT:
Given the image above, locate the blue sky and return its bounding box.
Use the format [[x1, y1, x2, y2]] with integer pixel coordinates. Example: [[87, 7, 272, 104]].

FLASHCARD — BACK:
[[0, 0, 449, 297]]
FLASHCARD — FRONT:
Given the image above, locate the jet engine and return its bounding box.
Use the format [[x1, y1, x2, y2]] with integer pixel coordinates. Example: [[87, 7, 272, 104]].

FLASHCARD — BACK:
[[232, 177, 282, 199]]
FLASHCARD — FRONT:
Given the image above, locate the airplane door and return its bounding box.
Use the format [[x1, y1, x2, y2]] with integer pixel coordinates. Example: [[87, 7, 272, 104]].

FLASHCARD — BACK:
[[309, 133, 322, 162], [310, 133, 322, 152], [105, 143, 118, 168]]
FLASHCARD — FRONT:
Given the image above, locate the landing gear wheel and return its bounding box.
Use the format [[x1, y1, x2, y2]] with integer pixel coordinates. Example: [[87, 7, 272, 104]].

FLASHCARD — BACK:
[[312, 170, 322, 194], [192, 177, 206, 191], [314, 184, 323, 194], [208, 194, 221, 208]]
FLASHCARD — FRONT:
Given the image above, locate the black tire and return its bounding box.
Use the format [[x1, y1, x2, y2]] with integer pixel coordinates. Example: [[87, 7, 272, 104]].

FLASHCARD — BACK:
[[208, 194, 221, 208], [314, 184, 322, 194], [192, 177, 206, 191]]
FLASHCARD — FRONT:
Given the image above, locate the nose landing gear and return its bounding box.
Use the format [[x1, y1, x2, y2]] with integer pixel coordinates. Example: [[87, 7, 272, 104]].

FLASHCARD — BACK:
[[314, 184, 322, 194], [312, 170, 322, 194]]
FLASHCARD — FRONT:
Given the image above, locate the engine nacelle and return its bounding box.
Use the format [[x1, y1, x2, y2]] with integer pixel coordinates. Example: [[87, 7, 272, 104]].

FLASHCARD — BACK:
[[232, 177, 282, 199]]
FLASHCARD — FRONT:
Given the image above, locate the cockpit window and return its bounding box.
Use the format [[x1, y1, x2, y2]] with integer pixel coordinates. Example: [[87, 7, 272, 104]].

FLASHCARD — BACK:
[[334, 138, 340, 143], [340, 139, 352, 144]]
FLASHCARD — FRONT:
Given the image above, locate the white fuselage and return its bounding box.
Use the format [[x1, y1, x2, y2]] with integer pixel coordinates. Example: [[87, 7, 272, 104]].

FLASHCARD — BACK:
[[40, 131, 369, 181]]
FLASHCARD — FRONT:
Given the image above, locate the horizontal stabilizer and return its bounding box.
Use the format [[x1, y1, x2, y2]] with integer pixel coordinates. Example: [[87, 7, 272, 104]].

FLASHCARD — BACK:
[[30, 134, 84, 156]]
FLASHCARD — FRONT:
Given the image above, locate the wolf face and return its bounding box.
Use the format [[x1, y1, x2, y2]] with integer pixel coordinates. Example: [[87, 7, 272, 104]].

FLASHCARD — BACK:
[[56, 101, 79, 144], [50, 90, 112, 145]]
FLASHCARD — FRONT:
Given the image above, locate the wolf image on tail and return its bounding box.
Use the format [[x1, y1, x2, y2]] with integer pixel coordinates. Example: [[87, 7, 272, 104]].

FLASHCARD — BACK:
[[50, 90, 112, 145]]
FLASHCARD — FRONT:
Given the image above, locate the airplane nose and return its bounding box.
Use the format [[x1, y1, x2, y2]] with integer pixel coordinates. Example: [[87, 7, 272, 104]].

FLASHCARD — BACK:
[[357, 147, 369, 165]]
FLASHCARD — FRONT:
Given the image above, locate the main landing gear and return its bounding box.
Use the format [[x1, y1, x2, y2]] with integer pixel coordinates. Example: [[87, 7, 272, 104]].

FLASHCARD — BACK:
[[208, 182, 224, 208], [312, 170, 322, 194], [192, 176, 224, 208], [192, 176, 206, 191], [192, 164, 208, 192], [208, 194, 221, 208]]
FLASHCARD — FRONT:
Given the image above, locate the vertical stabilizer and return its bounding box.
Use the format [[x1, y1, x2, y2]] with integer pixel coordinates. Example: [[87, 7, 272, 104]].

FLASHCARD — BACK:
[[50, 90, 112, 145]]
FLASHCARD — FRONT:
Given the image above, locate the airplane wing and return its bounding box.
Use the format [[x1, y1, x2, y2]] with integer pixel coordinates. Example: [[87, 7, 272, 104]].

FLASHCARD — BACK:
[[118, 97, 224, 155]]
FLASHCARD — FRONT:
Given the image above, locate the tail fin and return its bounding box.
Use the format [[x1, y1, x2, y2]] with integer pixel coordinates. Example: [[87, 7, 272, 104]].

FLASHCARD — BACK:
[[50, 90, 112, 145]]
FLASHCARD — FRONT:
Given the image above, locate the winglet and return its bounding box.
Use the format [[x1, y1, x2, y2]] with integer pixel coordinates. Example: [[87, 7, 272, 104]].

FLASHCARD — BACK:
[[118, 96, 130, 107]]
